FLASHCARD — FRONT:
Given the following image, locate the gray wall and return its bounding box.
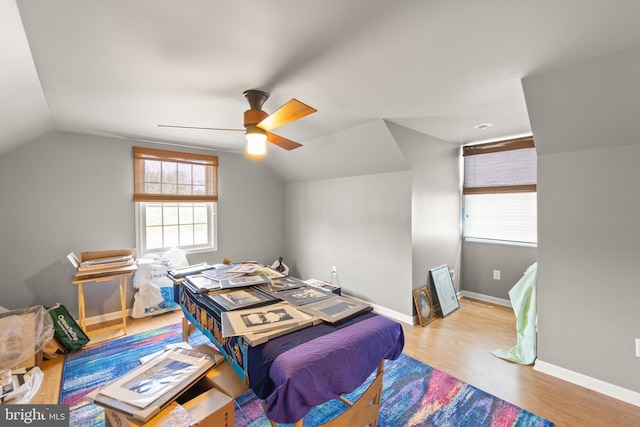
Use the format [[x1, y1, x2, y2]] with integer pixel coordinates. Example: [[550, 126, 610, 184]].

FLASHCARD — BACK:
[[0, 131, 286, 318], [283, 121, 462, 319], [284, 171, 413, 316], [386, 122, 462, 293], [461, 242, 536, 300], [0, 120, 463, 324], [523, 43, 640, 393]]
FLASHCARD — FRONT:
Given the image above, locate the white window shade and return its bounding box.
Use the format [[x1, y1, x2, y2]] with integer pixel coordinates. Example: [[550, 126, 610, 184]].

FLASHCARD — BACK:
[[462, 136, 537, 245], [463, 193, 537, 244]]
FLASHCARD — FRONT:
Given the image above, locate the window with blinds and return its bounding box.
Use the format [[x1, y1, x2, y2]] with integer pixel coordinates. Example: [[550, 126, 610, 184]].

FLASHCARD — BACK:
[[462, 137, 537, 245], [133, 147, 219, 254], [133, 147, 218, 202]]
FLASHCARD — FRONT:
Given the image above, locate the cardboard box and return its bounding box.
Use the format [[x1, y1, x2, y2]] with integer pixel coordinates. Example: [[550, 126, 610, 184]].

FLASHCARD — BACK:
[[204, 360, 249, 398], [104, 387, 233, 427], [189, 344, 248, 397], [95, 353, 237, 427]]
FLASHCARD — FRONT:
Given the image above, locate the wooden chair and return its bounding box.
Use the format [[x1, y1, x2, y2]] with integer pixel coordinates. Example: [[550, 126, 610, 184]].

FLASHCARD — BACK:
[[268, 360, 385, 427]]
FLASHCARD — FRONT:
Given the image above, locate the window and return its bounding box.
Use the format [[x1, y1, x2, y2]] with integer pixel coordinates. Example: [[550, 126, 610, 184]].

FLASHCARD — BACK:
[[462, 137, 537, 245], [133, 147, 218, 255]]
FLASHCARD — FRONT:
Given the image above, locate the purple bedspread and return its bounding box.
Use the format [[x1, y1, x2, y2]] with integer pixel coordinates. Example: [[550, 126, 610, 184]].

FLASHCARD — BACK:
[[263, 314, 405, 423]]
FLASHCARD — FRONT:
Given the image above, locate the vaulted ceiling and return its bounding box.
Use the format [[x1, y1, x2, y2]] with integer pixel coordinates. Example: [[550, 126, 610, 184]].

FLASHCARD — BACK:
[[4, 0, 640, 159]]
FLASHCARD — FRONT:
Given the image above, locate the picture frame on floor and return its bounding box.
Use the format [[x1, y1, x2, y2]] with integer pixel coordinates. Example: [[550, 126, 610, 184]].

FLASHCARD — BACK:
[[413, 286, 436, 326], [429, 265, 460, 317]]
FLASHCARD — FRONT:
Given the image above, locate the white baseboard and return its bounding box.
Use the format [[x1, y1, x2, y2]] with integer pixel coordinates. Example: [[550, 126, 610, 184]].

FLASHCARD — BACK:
[[459, 290, 511, 307], [84, 309, 133, 326], [534, 359, 640, 408], [343, 293, 414, 325], [371, 303, 414, 325]]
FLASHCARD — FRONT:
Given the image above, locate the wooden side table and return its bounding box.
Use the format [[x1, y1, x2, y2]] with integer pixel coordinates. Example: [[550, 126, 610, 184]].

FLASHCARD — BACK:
[[71, 265, 137, 338]]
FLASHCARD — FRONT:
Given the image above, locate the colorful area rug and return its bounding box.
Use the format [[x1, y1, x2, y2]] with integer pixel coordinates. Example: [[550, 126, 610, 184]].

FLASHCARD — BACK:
[[61, 324, 554, 427], [60, 323, 210, 427]]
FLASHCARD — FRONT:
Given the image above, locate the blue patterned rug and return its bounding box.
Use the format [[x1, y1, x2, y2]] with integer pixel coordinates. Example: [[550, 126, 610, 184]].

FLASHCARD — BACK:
[[60, 324, 553, 426], [60, 323, 210, 427]]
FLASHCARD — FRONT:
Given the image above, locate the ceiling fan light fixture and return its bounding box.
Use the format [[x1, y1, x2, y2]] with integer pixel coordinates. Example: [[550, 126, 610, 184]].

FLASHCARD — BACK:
[[159, 89, 316, 156], [246, 129, 267, 156]]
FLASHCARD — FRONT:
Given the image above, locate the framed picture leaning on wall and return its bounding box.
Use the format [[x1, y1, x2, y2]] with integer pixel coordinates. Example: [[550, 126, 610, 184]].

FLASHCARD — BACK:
[[429, 264, 460, 317], [413, 286, 436, 326]]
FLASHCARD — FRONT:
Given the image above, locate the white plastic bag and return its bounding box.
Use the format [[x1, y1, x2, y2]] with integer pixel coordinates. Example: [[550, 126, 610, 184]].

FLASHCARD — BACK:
[[131, 249, 185, 318], [162, 247, 189, 269], [0, 306, 54, 370], [131, 276, 179, 318], [1, 366, 43, 404]]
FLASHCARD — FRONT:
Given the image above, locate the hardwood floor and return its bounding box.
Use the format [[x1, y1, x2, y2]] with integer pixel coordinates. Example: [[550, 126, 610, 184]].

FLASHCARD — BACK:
[[32, 298, 640, 426], [402, 298, 640, 427]]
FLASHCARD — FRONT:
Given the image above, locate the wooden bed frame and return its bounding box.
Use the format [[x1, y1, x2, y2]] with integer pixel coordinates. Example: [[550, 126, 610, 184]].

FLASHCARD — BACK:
[[265, 360, 385, 427]]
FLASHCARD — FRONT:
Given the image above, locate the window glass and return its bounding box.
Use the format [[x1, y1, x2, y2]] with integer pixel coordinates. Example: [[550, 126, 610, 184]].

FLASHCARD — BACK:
[[463, 193, 537, 244], [134, 147, 218, 255], [136, 202, 216, 255], [462, 137, 537, 245]]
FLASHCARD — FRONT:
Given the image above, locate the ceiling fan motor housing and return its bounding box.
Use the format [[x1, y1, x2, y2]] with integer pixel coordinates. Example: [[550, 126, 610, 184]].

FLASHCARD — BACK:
[[243, 90, 270, 128], [244, 109, 268, 127]]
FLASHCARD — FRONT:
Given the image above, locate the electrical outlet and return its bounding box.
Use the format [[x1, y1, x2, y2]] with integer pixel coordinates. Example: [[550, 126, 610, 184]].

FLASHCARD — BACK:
[[450, 269, 455, 280], [331, 266, 337, 275], [636, 338, 640, 358], [493, 270, 501, 280]]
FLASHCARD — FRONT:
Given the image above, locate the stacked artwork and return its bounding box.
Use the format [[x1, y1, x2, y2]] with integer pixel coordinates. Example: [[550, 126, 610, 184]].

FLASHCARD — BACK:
[[179, 262, 372, 342]]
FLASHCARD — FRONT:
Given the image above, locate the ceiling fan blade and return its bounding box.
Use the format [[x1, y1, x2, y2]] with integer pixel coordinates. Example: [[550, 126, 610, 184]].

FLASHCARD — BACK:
[[158, 124, 244, 132], [257, 99, 317, 131], [267, 132, 303, 150]]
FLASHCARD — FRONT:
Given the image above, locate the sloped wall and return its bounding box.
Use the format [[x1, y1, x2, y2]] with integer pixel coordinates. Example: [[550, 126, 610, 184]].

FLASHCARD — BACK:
[[264, 119, 410, 183], [523, 43, 640, 394], [0, 0, 53, 155]]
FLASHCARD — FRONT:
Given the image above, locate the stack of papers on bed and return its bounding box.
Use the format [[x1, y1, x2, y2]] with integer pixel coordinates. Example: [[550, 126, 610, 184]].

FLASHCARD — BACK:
[[187, 263, 285, 293], [220, 302, 315, 338]]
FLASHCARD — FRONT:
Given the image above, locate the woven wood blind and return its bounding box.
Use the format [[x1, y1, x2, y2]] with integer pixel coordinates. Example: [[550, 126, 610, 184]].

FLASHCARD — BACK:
[[463, 136, 536, 195], [133, 147, 218, 202]]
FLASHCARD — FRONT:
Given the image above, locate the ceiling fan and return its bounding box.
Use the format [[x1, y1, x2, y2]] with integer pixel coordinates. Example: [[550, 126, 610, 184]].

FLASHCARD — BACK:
[[158, 89, 317, 156]]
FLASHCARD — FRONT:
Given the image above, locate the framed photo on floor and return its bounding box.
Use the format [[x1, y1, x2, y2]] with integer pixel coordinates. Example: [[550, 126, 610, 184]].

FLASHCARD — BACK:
[[413, 286, 436, 326], [429, 265, 460, 317]]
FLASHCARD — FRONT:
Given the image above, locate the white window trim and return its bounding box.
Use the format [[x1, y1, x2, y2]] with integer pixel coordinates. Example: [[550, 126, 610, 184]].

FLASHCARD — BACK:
[[135, 201, 218, 256], [463, 236, 537, 248]]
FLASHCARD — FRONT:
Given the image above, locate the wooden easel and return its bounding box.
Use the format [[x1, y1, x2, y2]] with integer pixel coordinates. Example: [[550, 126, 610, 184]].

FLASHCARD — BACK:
[[71, 266, 136, 339]]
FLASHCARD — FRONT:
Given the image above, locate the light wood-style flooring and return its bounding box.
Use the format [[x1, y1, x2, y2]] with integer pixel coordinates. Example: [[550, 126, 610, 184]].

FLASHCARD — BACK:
[[32, 298, 640, 426]]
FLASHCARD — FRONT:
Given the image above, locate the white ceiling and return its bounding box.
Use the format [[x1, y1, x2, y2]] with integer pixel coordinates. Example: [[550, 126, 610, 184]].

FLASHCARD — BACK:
[[4, 0, 640, 156]]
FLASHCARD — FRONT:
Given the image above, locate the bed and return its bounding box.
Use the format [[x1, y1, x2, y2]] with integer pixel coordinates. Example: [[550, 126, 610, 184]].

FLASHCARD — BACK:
[[175, 281, 405, 424]]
